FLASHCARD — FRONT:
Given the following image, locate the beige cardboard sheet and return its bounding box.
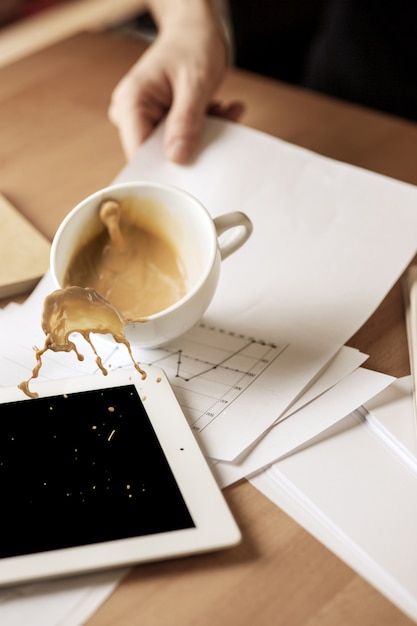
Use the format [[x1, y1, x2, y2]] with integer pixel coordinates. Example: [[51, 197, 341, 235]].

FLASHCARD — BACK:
[[0, 193, 50, 299]]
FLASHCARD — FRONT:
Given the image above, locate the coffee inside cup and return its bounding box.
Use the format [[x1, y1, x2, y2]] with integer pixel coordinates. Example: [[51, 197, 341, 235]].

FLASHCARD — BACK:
[[63, 196, 188, 321]]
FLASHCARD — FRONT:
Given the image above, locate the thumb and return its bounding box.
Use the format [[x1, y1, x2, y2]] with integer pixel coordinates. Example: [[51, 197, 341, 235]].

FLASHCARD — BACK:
[[163, 82, 208, 164]]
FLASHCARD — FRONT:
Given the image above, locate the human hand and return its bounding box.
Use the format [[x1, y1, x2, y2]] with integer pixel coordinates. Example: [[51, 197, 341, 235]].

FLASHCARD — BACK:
[[108, 7, 244, 163]]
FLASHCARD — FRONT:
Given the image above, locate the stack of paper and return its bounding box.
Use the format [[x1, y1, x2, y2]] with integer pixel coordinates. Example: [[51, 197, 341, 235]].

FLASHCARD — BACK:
[[251, 378, 417, 622]]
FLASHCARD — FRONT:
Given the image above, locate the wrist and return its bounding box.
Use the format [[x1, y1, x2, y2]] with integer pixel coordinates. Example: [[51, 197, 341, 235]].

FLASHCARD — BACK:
[[147, 0, 216, 27], [146, 0, 231, 62]]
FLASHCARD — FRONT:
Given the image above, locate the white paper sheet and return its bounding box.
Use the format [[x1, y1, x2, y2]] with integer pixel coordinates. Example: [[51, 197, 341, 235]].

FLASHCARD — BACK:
[[116, 117, 417, 349], [364, 375, 417, 459], [214, 366, 394, 486], [0, 569, 128, 626], [114, 117, 417, 457], [250, 377, 417, 623]]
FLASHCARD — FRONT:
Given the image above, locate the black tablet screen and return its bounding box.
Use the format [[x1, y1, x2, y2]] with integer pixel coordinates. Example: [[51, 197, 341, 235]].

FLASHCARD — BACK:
[[0, 385, 194, 558]]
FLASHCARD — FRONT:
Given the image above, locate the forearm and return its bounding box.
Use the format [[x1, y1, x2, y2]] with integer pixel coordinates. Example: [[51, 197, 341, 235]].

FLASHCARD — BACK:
[[141, 0, 219, 28], [141, 0, 231, 58]]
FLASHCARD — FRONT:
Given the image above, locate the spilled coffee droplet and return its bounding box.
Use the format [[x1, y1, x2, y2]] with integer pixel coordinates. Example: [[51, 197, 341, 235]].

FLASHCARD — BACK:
[[19, 286, 146, 399]]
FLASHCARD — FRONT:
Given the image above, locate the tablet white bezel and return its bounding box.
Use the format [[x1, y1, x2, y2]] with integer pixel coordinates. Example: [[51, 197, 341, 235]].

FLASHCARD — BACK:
[[0, 366, 241, 586]]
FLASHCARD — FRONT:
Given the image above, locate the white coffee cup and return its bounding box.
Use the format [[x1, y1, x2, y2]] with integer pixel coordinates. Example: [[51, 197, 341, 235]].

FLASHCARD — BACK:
[[50, 181, 252, 347]]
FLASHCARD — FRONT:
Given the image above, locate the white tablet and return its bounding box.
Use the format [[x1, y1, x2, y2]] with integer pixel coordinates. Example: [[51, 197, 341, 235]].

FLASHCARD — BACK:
[[0, 366, 241, 586]]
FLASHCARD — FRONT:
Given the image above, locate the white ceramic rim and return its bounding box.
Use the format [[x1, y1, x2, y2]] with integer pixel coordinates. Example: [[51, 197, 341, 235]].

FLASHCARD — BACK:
[[50, 181, 219, 321]]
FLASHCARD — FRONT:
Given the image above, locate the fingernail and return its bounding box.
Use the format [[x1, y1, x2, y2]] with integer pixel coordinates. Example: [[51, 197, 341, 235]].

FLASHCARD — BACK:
[[165, 138, 192, 163]]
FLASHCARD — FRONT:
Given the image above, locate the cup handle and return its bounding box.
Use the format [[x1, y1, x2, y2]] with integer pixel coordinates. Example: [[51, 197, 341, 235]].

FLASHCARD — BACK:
[[213, 211, 253, 260]]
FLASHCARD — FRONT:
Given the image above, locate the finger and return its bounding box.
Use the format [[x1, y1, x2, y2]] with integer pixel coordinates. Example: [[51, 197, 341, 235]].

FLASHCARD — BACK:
[[110, 103, 156, 160], [208, 101, 246, 122], [108, 77, 165, 160], [163, 77, 209, 164]]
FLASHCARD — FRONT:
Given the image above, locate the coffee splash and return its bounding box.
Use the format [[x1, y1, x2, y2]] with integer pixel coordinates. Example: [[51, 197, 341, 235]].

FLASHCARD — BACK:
[[64, 197, 187, 321], [19, 196, 186, 399], [18, 286, 146, 399]]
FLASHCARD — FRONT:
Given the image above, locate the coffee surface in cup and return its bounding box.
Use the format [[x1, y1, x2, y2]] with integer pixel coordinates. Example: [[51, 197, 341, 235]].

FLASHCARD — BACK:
[[64, 198, 187, 321]]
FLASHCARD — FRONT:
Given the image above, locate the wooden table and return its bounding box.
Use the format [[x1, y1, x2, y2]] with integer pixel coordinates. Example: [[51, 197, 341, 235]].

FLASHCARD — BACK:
[[1, 31, 416, 626]]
